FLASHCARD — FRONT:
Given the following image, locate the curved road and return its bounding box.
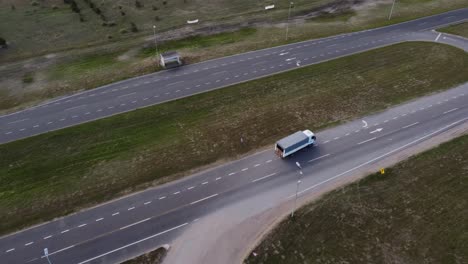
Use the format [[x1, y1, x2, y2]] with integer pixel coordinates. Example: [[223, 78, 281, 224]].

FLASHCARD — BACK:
[[0, 8, 468, 264], [1, 8, 467, 144]]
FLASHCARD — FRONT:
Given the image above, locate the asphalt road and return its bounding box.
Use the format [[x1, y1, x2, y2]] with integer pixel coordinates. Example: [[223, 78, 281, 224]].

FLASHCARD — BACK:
[[1, 78, 467, 263], [0, 8, 467, 144]]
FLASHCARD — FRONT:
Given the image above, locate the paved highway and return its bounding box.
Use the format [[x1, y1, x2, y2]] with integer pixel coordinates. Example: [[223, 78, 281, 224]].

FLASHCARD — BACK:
[[1, 79, 467, 263], [1, 8, 467, 144]]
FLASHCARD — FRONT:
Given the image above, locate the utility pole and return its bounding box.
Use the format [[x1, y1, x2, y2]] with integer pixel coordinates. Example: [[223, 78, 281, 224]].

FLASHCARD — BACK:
[[286, 2, 294, 40], [44, 248, 52, 264], [388, 0, 396, 20], [152, 25, 159, 62], [291, 161, 302, 218]]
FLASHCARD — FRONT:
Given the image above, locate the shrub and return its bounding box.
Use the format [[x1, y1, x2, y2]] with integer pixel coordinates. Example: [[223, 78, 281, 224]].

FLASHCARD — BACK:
[[120, 28, 128, 34], [152, 5, 158, 11], [130, 22, 138, 32], [120, 11, 126, 16], [52, 5, 59, 10], [31, 1, 39, 6], [135, 0, 143, 8], [154, 16, 161, 21], [0, 37, 7, 48], [22, 73, 34, 84]]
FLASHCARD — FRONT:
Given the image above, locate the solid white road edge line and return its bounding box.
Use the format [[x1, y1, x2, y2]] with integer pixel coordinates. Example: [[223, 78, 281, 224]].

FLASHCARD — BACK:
[[288, 117, 468, 199], [252, 173, 277, 183], [190, 194, 218, 205], [402, 122, 419, 129], [77, 223, 188, 264]]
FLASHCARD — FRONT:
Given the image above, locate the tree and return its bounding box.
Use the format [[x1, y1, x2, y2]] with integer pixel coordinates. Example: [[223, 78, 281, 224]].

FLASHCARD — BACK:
[[0, 37, 7, 48]]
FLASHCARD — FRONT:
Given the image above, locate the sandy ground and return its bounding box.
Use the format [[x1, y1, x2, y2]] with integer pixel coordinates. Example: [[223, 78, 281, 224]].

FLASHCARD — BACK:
[[163, 122, 468, 264]]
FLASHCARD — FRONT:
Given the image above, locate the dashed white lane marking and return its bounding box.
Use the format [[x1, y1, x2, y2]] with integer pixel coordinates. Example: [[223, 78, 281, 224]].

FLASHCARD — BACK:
[[77, 223, 188, 264], [25, 242, 34, 246], [392, 116, 398, 120], [72, 115, 78, 118], [118, 92, 136, 98], [144, 201, 152, 205], [190, 194, 218, 205], [112, 212, 120, 216], [334, 137, 340, 140], [241, 168, 248, 171], [85, 112, 91, 115], [78, 224, 87, 228], [120, 218, 151, 230], [212, 71, 227, 75], [166, 81, 184, 86], [252, 173, 277, 183], [402, 122, 419, 129], [443, 108, 458, 114], [187, 186, 195, 190], [384, 120, 389, 123], [96, 218, 104, 222], [173, 191, 181, 195], [435, 32, 442, 42], [308, 154, 331, 163], [128, 207, 135, 211], [44, 235, 52, 240], [254, 164, 261, 167], [355, 130, 360, 133], [65, 105, 86, 111], [323, 140, 330, 144], [266, 159, 272, 163], [61, 229, 70, 234], [159, 196, 166, 200], [228, 172, 236, 176], [202, 181, 209, 185], [357, 137, 377, 145], [215, 177, 222, 181], [5, 132, 12, 135], [6, 248, 15, 253], [19, 128, 25, 131], [97, 109, 103, 112], [7, 118, 29, 124]]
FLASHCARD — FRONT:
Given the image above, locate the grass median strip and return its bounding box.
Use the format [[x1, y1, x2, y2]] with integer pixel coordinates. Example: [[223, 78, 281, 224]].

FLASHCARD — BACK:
[[245, 133, 468, 264], [1, 42, 468, 235], [438, 22, 468, 38]]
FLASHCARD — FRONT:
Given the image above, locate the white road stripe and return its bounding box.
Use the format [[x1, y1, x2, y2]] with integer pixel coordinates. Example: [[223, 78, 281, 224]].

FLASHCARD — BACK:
[[215, 177, 222, 181], [357, 137, 377, 145], [266, 160, 272, 163], [241, 168, 248, 171], [25, 242, 34, 246], [190, 194, 218, 205], [166, 81, 184, 86], [202, 181, 209, 185], [112, 212, 120, 216], [252, 173, 277, 183], [44, 235, 52, 240], [118, 92, 136, 98], [173, 191, 180, 195], [144, 201, 152, 205], [120, 218, 151, 230], [96, 218, 104, 222], [61, 229, 70, 234], [6, 248, 15, 253], [228, 172, 236, 176], [187, 186, 195, 190], [77, 223, 188, 264], [159, 196, 166, 200], [443, 108, 458, 114], [78, 224, 87, 228], [308, 154, 331, 163], [7, 118, 29, 124], [254, 164, 261, 167], [402, 122, 419, 129], [128, 207, 135, 211]]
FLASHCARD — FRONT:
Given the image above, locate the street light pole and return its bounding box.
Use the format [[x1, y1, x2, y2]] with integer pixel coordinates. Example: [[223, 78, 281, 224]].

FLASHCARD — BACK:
[[285, 2, 294, 40], [44, 248, 52, 264], [388, 0, 396, 20], [291, 161, 302, 218], [152, 25, 159, 62]]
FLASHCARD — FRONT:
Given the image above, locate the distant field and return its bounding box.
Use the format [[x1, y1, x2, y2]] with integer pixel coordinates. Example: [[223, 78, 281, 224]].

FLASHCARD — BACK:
[[1, 42, 467, 235], [1, 0, 467, 113], [438, 22, 468, 38], [245, 133, 468, 264]]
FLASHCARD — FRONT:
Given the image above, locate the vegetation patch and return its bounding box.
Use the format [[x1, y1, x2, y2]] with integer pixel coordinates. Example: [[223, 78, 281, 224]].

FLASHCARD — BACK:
[[1, 42, 467, 235], [245, 134, 468, 264], [438, 22, 468, 38], [121, 247, 167, 264]]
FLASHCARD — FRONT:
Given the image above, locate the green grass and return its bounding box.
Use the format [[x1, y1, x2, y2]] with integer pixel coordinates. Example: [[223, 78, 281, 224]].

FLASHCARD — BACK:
[[0, 42, 467, 235], [245, 134, 468, 264], [49, 52, 122, 79], [438, 22, 468, 38], [122, 247, 166, 264], [138, 28, 257, 58]]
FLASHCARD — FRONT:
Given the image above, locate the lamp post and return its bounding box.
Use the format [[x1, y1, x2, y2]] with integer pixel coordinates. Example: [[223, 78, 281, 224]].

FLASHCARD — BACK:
[[44, 248, 52, 264], [152, 25, 159, 61], [286, 2, 294, 40], [388, 0, 396, 20], [291, 161, 302, 218]]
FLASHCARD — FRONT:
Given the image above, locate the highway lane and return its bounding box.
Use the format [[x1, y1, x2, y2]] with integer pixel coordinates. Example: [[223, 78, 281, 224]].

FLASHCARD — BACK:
[[1, 8, 467, 144], [1, 81, 467, 263]]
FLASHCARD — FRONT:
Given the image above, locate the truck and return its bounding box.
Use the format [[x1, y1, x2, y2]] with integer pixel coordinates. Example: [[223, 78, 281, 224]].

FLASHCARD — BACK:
[[275, 130, 316, 158]]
